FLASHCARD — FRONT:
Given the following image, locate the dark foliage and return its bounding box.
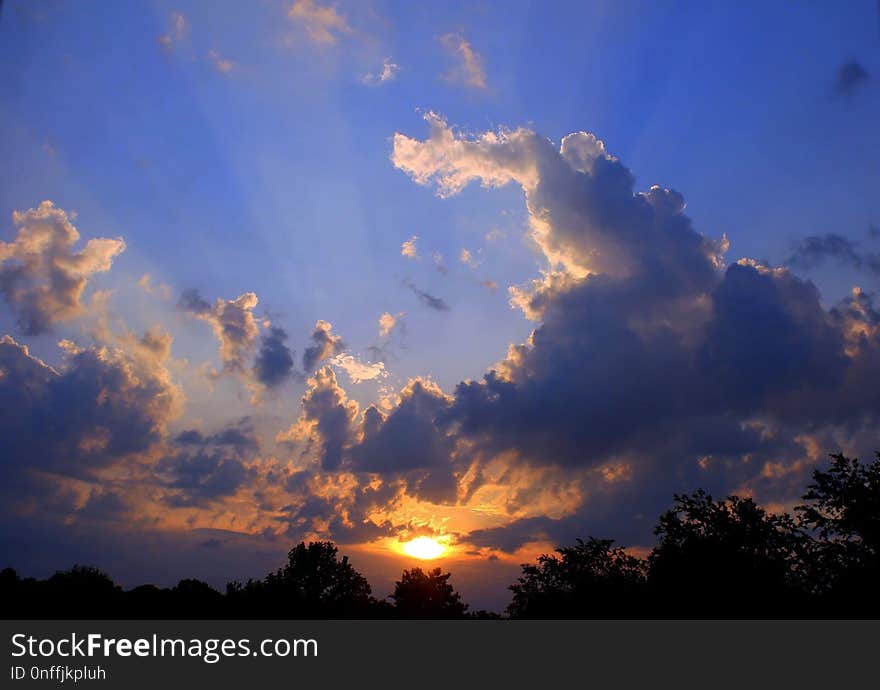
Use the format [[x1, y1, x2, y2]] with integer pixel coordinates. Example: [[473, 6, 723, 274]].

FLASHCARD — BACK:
[[389, 567, 468, 618], [225, 541, 381, 618], [507, 538, 646, 618]]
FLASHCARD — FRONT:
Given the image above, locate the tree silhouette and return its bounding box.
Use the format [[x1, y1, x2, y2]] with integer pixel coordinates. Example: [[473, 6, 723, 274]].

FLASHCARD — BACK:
[[796, 452, 880, 613], [390, 567, 468, 618], [647, 490, 807, 615], [507, 538, 646, 618], [227, 541, 379, 618]]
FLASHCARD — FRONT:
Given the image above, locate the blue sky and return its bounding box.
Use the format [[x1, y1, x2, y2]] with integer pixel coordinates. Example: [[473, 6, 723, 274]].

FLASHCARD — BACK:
[[1, 0, 879, 609]]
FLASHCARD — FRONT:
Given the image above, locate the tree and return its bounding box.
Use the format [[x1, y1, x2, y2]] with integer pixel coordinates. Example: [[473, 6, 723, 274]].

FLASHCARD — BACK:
[[507, 538, 646, 618], [390, 567, 468, 618], [647, 490, 807, 615], [796, 452, 880, 613], [45, 565, 122, 617], [228, 541, 376, 617]]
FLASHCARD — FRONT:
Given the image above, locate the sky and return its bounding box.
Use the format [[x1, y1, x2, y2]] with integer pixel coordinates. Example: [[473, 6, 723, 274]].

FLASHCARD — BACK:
[[1, 0, 879, 611]]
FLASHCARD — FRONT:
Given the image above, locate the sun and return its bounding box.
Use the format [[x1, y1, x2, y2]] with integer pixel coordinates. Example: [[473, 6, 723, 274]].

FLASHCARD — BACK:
[[401, 536, 447, 560]]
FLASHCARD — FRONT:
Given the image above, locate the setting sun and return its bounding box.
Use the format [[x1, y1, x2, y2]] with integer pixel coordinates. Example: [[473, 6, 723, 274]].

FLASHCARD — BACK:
[[402, 537, 446, 560]]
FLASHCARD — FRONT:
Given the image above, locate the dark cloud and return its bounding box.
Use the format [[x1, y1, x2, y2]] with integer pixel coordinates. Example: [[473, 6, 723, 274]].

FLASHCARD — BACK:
[[787, 233, 880, 274], [834, 60, 870, 97], [386, 113, 880, 537], [302, 320, 345, 372], [0, 335, 178, 481], [159, 449, 254, 507], [404, 280, 450, 311], [253, 326, 296, 387], [174, 419, 259, 451], [177, 288, 212, 315], [279, 366, 357, 471], [0, 201, 125, 335]]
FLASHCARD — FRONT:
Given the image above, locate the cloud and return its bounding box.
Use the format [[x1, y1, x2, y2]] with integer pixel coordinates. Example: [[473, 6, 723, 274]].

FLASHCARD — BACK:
[[181, 418, 259, 448], [401, 235, 419, 259], [479, 279, 498, 292], [179, 289, 260, 373], [362, 58, 399, 85], [0, 201, 125, 335], [137, 274, 172, 301], [158, 11, 187, 49], [440, 33, 487, 89], [207, 50, 235, 74], [329, 354, 386, 383], [459, 248, 480, 268], [160, 450, 254, 507], [277, 366, 358, 471], [303, 319, 345, 372], [378, 311, 403, 338], [404, 280, 450, 311], [788, 233, 880, 275], [433, 251, 448, 275], [0, 335, 180, 484], [834, 60, 870, 97], [383, 111, 880, 546], [253, 327, 296, 388], [287, 0, 351, 45]]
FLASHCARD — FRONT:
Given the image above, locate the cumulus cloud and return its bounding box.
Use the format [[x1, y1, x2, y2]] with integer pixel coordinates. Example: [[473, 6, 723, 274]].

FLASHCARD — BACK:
[[440, 33, 487, 89], [401, 235, 419, 259], [278, 366, 358, 471], [287, 0, 351, 45], [302, 319, 345, 372], [0, 201, 125, 335], [404, 280, 450, 311], [362, 58, 399, 85], [0, 335, 180, 483], [382, 111, 880, 547], [253, 326, 296, 388], [179, 289, 260, 373]]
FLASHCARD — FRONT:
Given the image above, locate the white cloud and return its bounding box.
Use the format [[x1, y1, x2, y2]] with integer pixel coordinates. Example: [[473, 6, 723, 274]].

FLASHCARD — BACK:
[[363, 58, 399, 85], [330, 353, 387, 383]]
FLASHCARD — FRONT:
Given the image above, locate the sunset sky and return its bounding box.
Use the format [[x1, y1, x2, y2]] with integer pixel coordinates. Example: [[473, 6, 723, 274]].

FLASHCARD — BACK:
[[1, 0, 879, 610]]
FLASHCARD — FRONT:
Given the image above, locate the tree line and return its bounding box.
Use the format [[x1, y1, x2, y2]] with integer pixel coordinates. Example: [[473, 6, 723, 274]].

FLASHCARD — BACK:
[[2, 452, 878, 618]]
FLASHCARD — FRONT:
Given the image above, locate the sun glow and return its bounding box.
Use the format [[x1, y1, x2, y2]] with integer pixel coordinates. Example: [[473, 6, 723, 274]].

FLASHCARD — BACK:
[[401, 536, 447, 560]]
